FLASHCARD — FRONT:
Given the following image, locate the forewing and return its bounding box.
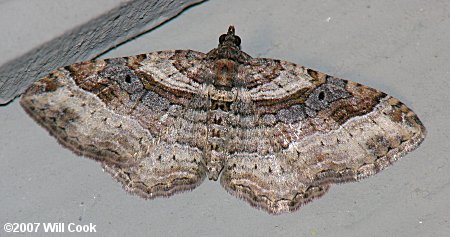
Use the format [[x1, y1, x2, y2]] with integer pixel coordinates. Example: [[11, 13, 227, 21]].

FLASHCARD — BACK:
[[220, 58, 426, 214], [20, 50, 210, 198]]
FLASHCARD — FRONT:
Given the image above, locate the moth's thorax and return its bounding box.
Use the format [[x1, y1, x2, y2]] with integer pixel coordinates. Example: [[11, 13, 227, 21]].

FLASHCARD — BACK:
[[206, 46, 252, 64], [214, 59, 235, 87]]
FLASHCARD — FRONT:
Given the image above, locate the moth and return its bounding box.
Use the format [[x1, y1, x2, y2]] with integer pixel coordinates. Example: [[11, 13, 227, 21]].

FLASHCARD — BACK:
[[21, 26, 426, 214]]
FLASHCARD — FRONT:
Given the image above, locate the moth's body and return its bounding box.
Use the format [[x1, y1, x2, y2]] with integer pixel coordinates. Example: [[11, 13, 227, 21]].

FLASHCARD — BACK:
[[21, 26, 425, 214]]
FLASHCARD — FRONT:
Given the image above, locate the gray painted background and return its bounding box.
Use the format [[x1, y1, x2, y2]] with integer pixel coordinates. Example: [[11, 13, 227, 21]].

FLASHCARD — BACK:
[[1, 1, 449, 236]]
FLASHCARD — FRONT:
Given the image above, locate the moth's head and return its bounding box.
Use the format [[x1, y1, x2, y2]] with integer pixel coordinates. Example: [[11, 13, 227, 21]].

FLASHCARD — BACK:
[[207, 26, 250, 62], [218, 26, 241, 49]]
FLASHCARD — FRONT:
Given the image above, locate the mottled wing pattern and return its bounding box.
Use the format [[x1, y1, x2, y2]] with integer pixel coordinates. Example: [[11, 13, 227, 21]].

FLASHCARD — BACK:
[[220, 58, 426, 214], [20, 26, 426, 214], [20, 50, 210, 198]]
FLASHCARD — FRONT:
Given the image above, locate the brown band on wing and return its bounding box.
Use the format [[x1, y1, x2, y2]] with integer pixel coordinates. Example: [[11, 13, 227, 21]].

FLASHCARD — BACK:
[[41, 72, 60, 92], [65, 60, 107, 86], [25, 69, 66, 95], [252, 71, 327, 113], [243, 59, 285, 89], [135, 70, 196, 106], [323, 81, 387, 125], [64, 60, 120, 104], [253, 87, 311, 113], [126, 54, 148, 70], [306, 68, 328, 82], [170, 50, 208, 84]]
